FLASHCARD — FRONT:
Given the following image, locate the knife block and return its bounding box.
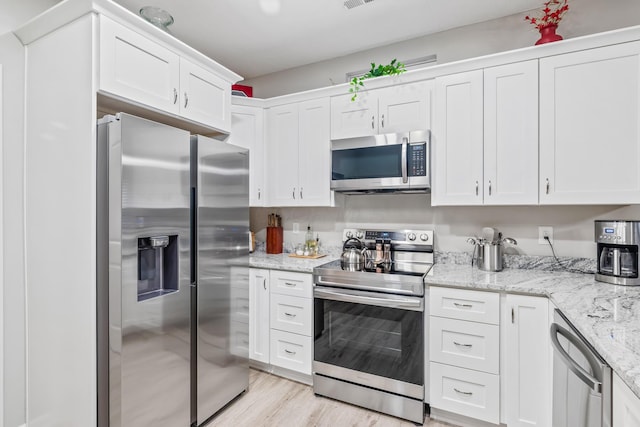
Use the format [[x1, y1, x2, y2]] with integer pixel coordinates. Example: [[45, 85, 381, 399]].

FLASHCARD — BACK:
[[266, 226, 283, 254]]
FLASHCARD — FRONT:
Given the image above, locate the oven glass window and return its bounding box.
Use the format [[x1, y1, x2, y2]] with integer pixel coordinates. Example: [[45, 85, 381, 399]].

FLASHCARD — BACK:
[[332, 145, 402, 180], [314, 298, 423, 385]]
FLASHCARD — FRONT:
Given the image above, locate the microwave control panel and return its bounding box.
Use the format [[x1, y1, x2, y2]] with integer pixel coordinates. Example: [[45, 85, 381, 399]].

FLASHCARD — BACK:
[[408, 143, 427, 176]]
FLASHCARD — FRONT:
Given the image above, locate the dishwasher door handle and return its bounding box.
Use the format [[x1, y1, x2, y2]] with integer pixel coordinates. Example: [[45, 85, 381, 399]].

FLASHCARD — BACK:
[[550, 323, 602, 393]]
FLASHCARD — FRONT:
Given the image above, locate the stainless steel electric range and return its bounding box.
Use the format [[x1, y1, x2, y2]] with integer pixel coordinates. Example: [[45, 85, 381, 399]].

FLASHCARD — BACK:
[[312, 228, 433, 424]]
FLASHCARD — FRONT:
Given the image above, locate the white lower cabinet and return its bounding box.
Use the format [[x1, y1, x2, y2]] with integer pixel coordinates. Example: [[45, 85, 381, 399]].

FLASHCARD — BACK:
[[614, 373, 640, 427], [249, 268, 313, 378], [503, 295, 551, 427]]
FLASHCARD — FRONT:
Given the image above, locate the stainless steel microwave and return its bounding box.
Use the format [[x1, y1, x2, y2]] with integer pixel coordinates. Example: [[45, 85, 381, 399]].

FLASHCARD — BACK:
[[330, 130, 430, 194]]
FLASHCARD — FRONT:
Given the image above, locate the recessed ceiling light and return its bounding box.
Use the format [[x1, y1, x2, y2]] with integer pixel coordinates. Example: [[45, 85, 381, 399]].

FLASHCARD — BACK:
[[139, 6, 174, 31], [259, 0, 281, 15]]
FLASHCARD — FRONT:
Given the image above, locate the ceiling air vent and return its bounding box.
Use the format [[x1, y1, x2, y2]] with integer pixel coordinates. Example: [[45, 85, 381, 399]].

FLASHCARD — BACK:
[[343, 0, 374, 10]]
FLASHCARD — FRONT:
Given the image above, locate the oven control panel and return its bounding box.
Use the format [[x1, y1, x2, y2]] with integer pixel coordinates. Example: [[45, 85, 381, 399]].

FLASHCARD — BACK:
[[343, 228, 433, 246]]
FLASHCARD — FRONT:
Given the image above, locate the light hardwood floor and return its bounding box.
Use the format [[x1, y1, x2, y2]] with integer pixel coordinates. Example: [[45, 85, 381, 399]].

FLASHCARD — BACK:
[[207, 369, 452, 427]]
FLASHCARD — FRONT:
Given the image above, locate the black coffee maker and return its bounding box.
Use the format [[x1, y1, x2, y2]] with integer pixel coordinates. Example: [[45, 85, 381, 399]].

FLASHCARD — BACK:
[[595, 220, 640, 286]]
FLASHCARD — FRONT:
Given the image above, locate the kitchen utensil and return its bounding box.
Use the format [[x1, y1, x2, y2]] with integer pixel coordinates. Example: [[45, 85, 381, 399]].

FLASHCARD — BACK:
[[482, 227, 499, 243], [340, 237, 369, 271]]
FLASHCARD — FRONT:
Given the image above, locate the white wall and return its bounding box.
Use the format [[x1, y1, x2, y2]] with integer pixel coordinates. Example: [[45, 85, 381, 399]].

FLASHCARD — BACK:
[[244, 0, 640, 97], [251, 195, 640, 259], [0, 32, 26, 427]]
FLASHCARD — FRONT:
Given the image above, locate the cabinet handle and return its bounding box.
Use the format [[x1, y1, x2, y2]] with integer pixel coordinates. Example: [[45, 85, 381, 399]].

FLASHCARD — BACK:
[[511, 307, 515, 324], [284, 282, 297, 287], [300, 188, 303, 199], [475, 181, 479, 196], [453, 302, 473, 308], [488, 180, 492, 196], [292, 188, 296, 199], [546, 178, 550, 195], [284, 349, 297, 355], [258, 189, 261, 200], [184, 92, 189, 108], [381, 114, 385, 128], [263, 278, 267, 290], [371, 115, 375, 129], [454, 388, 473, 396], [284, 312, 297, 318], [173, 88, 178, 104], [453, 341, 473, 348]]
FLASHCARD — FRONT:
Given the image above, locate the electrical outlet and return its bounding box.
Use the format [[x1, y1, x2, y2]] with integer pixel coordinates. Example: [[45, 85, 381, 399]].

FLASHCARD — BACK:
[[292, 223, 300, 233], [538, 226, 553, 244]]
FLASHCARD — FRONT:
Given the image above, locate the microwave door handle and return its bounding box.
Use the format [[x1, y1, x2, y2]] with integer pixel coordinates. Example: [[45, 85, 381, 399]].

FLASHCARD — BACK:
[[550, 323, 602, 393], [401, 137, 408, 183]]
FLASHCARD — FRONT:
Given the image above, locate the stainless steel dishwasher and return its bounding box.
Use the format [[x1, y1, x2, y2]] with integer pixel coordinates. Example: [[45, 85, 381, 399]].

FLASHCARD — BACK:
[[550, 309, 612, 427]]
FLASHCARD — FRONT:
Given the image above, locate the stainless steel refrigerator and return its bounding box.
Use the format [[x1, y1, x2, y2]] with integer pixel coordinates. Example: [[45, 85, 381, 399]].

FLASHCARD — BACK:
[[97, 113, 249, 427]]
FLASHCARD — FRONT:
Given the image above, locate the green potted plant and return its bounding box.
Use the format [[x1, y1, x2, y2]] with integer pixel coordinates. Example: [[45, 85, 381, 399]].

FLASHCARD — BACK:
[[349, 59, 406, 101]]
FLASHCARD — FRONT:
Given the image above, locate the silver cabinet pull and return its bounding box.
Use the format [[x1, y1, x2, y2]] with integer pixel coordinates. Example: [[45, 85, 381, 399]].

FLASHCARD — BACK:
[[371, 115, 375, 129], [284, 282, 297, 287], [454, 302, 473, 308], [453, 341, 473, 348], [546, 178, 550, 195], [258, 189, 261, 200], [173, 88, 178, 104], [300, 188, 303, 199], [284, 349, 297, 355], [292, 188, 296, 199], [475, 181, 479, 196], [454, 388, 473, 396], [511, 307, 515, 323], [263, 278, 267, 290], [488, 180, 492, 196], [284, 312, 296, 318], [381, 114, 385, 128], [184, 92, 189, 108]]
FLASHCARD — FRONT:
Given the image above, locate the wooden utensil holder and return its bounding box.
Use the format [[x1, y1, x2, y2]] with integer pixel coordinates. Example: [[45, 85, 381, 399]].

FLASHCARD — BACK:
[[266, 226, 283, 254]]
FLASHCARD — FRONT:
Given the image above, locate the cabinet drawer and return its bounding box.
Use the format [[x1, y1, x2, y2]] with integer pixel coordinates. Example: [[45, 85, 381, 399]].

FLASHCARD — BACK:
[[430, 317, 499, 374], [430, 362, 499, 424], [270, 293, 312, 336], [430, 287, 499, 324], [271, 271, 313, 298], [270, 329, 312, 374]]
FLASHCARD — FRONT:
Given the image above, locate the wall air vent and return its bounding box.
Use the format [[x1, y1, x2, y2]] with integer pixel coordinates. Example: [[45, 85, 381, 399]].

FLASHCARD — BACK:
[[343, 0, 374, 10]]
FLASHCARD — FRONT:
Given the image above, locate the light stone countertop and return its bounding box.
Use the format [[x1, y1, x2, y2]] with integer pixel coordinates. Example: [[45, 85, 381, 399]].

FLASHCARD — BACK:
[[249, 253, 640, 399]]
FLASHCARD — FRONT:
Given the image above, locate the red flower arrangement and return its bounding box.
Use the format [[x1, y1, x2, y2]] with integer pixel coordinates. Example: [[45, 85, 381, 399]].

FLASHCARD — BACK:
[[525, 0, 569, 30]]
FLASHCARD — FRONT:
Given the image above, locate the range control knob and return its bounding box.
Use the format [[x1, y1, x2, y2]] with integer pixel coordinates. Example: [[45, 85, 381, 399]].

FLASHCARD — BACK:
[[408, 233, 416, 241], [356, 231, 364, 239], [420, 233, 429, 242], [345, 231, 353, 238]]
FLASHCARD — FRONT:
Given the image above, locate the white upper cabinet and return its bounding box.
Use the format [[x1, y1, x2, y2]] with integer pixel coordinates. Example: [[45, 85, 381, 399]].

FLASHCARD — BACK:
[[539, 41, 640, 204], [433, 62, 539, 206], [330, 80, 431, 139], [484, 60, 539, 205], [432, 70, 484, 205], [267, 98, 332, 207], [99, 16, 232, 132], [229, 104, 265, 206]]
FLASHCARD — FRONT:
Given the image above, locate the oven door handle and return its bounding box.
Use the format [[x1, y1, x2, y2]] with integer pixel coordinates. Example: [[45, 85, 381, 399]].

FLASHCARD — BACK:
[[314, 287, 423, 311], [550, 323, 602, 393]]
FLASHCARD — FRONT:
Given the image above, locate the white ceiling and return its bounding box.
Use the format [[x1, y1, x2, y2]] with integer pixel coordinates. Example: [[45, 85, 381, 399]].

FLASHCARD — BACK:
[[6, 0, 543, 79]]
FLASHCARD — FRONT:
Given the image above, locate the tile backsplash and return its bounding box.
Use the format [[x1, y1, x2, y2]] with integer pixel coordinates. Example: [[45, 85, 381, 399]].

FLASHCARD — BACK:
[[251, 194, 640, 260]]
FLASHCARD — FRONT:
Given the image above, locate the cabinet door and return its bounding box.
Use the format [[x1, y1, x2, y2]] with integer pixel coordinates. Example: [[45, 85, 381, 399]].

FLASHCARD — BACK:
[[504, 295, 550, 427], [298, 98, 332, 206], [484, 61, 539, 205], [99, 16, 180, 115], [432, 70, 484, 205], [249, 269, 270, 364], [179, 58, 230, 132], [540, 41, 640, 204], [230, 105, 265, 206], [613, 373, 640, 427], [266, 103, 299, 206], [330, 91, 378, 139], [378, 80, 431, 134]]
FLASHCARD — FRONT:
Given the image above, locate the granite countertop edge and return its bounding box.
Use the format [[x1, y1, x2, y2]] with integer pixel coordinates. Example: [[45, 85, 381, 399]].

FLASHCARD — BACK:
[[249, 253, 640, 399]]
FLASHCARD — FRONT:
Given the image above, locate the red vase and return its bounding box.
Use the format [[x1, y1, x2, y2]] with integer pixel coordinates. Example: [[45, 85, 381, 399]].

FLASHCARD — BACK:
[[535, 24, 563, 45]]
